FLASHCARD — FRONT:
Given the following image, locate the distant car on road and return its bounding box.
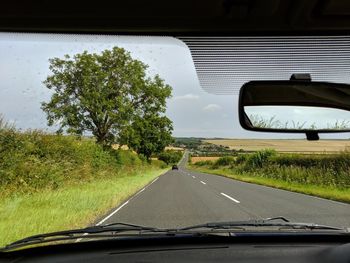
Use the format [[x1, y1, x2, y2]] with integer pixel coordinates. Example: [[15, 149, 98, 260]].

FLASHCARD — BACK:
[[172, 165, 178, 170]]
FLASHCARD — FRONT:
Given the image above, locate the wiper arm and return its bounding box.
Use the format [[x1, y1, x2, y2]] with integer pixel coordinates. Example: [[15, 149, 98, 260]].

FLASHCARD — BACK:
[[0, 223, 162, 252], [179, 217, 346, 232]]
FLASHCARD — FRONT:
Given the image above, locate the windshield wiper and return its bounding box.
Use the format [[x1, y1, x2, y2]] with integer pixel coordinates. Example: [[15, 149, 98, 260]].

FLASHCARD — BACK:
[[179, 217, 347, 232], [1, 218, 347, 252], [0, 223, 165, 252]]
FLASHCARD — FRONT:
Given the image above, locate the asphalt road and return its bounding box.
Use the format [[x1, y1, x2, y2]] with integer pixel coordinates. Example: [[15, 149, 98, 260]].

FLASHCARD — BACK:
[[100, 152, 350, 228]]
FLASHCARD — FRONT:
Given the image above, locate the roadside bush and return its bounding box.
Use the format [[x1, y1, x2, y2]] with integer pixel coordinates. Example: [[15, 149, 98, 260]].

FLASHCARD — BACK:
[[151, 159, 168, 169], [0, 114, 14, 131], [235, 154, 248, 165], [244, 149, 276, 169], [194, 160, 214, 166], [0, 128, 153, 196], [188, 153, 192, 163], [271, 153, 350, 171], [213, 156, 235, 167], [191, 148, 350, 189]]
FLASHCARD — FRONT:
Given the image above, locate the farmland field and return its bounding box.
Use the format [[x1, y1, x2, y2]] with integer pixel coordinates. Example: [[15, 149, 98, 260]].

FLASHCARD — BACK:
[[164, 146, 185, 151], [204, 139, 350, 153], [112, 145, 184, 151], [191, 156, 221, 164]]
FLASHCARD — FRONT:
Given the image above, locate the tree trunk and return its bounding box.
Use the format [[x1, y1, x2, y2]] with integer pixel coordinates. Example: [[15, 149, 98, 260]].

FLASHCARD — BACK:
[[95, 133, 110, 150]]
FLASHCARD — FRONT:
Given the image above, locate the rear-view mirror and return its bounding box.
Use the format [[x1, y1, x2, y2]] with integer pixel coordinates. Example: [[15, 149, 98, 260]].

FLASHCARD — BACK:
[[239, 79, 350, 140]]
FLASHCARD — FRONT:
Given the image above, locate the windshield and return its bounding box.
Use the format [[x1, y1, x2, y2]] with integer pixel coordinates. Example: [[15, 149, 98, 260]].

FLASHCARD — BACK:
[[1, 33, 350, 249]]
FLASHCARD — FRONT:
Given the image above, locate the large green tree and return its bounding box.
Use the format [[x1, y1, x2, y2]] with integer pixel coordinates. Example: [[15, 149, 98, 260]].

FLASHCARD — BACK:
[[41, 47, 172, 148]]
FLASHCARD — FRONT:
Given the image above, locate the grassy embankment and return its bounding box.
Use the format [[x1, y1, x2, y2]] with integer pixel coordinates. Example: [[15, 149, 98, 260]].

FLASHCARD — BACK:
[[189, 149, 350, 203], [0, 129, 168, 247]]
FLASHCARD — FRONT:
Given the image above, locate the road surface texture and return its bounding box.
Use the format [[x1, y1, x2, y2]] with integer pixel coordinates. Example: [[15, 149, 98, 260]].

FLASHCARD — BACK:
[[99, 152, 350, 228]]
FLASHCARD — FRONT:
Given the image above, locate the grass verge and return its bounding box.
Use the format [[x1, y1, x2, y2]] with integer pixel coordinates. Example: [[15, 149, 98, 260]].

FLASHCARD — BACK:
[[0, 167, 167, 247], [188, 165, 350, 204]]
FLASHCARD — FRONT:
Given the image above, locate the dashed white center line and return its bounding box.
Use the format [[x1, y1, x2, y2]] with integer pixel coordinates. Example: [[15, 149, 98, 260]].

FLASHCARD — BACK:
[[192, 176, 196, 179], [221, 192, 240, 203], [200, 181, 206, 185]]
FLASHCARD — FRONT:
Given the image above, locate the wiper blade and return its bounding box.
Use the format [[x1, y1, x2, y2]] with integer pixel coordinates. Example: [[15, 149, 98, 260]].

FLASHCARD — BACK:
[[179, 217, 346, 232], [2, 218, 347, 252], [0, 222, 162, 252]]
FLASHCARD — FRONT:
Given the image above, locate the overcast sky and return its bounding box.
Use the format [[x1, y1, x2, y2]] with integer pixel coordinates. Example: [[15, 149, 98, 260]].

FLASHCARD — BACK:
[[0, 33, 349, 139]]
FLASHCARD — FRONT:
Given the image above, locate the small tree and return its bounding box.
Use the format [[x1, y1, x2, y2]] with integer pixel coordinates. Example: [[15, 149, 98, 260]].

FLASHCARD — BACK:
[[158, 150, 183, 165], [120, 114, 174, 159], [41, 47, 172, 148]]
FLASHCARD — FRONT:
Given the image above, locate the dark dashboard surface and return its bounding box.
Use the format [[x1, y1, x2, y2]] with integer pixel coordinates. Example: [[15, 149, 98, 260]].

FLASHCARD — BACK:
[[1, 235, 350, 263]]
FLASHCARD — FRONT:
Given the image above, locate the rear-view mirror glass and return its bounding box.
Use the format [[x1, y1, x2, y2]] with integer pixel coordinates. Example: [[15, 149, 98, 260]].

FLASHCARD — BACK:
[[239, 81, 350, 133]]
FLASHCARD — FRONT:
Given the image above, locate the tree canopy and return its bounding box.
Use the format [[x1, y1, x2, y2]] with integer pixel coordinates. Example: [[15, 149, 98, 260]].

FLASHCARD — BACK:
[[42, 47, 173, 153]]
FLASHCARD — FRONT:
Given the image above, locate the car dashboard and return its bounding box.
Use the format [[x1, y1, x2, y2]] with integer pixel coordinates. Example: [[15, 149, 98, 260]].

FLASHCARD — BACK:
[[1, 235, 350, 263]]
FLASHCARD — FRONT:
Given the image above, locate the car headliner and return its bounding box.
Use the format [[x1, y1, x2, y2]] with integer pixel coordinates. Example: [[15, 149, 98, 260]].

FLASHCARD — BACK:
[[2, 1, 350, 97], [1, 0, 350, 35]]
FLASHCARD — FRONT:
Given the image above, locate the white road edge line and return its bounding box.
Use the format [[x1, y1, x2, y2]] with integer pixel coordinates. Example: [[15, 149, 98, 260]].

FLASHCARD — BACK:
[[221, 192, 240, 203], [76, 172, 165, 243], [151, 177, 159, 184], [75, 233, 89, 243], [76, 200, 130, 242], [135, 187, 145, 196], [96, 201, 129, 226], [96, 176, 160, 227], [200, 181, 206, 185]]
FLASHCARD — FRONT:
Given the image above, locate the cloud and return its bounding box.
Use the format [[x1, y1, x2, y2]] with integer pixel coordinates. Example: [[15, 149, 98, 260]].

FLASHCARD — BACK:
[[173, 93, 199, 101], [202, 104, 222, 112]]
